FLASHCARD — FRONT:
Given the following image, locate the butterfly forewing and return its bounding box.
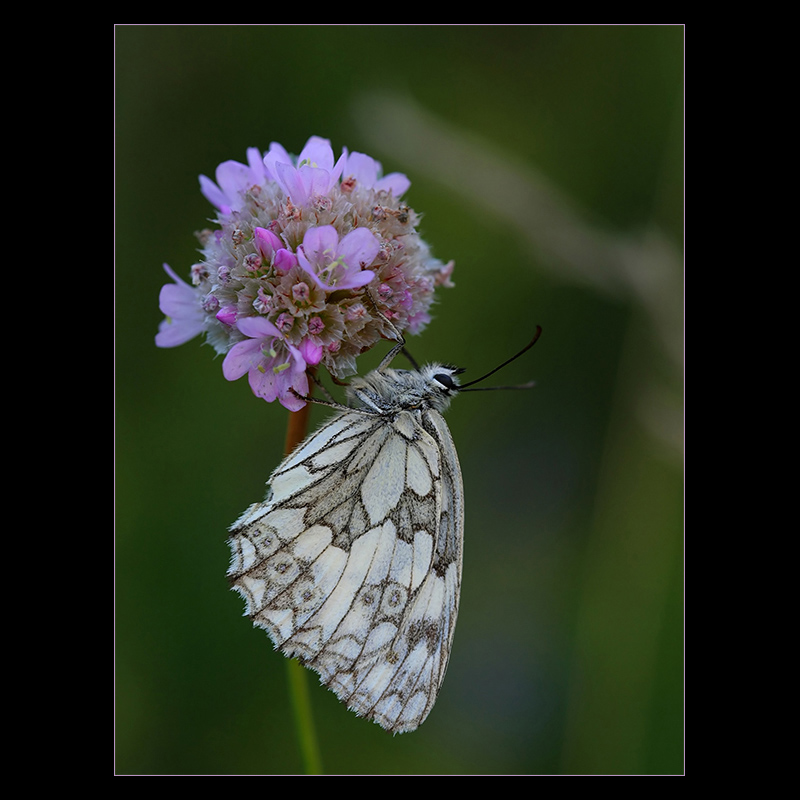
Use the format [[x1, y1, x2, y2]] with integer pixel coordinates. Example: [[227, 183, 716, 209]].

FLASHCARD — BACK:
[[227, 402, 464, 734]]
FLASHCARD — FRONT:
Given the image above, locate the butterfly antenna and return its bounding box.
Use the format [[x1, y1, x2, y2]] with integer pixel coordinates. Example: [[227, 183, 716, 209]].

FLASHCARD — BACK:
[[459, 326, 542, 391], [401, 347, 421, 371]]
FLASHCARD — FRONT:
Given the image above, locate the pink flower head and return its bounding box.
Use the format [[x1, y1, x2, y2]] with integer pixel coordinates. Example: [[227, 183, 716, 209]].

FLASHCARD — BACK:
[[199, 147, 267, 214], [343, 151, 410, 197], [155, 263, 205, 348], [158, 135, 455, 401], [297, 225, 379, 291], [263, 136, 346, 206], [222, 316, 309, 411]]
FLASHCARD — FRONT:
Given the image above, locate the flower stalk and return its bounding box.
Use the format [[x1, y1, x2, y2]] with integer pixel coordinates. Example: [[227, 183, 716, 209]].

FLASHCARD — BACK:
[[283, 398, 322, 775]]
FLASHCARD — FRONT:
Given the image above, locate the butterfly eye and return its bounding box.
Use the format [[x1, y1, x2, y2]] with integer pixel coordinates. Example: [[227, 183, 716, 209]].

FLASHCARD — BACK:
[[433, 373, 456, 390]]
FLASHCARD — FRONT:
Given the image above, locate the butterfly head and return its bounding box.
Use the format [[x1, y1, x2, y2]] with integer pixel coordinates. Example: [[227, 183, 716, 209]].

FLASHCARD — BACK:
[[419, 363, 465, 409]]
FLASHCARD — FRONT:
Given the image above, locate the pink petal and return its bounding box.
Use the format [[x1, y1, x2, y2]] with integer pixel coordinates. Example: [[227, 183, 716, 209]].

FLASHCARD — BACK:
[[215, 160, 253, 208], [279, 372, 309, 411], [298, 136, 335, 171], [155, 315, 204, 348], [301, 226, 339, 265], [275, 161, 308, 205], [273, 248, 298, 273], [345, 152, 380, 185], [222, 338, 262, 381], [298, 164, 333, 199], [338, 227, 380, 269], [236, 315, 281, 340], [263, 142, 292, 182], [248, 364, 279, 402], [299, 338, 323, 366], [375, 173, 410, 197], [338, 270, 375, 290], [254, 227, 282, 261], [199, 174, 230, 212]]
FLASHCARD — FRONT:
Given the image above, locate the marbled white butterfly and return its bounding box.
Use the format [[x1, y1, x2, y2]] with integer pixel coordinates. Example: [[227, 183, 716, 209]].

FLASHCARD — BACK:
[[227, 325, 541, 733]]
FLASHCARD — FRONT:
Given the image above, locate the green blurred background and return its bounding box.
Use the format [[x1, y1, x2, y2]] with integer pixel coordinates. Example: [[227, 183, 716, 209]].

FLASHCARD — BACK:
[[115, 25, 683, 775]]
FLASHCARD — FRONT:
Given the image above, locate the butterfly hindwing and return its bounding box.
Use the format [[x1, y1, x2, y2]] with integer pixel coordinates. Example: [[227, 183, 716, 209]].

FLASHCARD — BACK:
[[227, 406, 464, 734]]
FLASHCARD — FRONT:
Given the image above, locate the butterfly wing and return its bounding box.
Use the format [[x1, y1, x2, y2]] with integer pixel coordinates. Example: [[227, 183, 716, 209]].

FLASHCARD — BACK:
[[227, 407, 464, 733]]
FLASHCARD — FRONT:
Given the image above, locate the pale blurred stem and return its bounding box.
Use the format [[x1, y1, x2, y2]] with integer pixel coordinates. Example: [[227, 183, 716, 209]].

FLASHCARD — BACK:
[[282, 396, 323, 775]]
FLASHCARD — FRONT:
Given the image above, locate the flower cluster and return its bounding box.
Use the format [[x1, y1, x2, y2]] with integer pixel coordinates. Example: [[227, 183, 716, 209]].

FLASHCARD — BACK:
[[156, 136, 454, 410]]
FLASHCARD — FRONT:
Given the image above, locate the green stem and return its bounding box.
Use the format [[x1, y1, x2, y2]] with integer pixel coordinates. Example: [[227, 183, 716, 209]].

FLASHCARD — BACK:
[[282, 401, 323, 775], [286, 658, 323, 774]]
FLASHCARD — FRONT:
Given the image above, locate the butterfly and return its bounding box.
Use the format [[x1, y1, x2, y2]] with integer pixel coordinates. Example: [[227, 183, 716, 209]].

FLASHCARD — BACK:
[[227, 325, 541, 733]]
